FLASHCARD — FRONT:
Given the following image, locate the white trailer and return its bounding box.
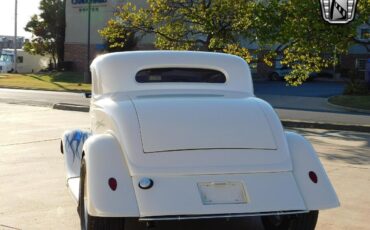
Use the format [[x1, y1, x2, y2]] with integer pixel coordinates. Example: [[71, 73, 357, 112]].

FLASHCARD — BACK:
[[0, 49, 50, 73]]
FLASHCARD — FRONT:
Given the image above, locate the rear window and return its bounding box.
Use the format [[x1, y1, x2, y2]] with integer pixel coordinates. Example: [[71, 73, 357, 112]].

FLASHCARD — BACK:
[[136, 68, 226, 83]]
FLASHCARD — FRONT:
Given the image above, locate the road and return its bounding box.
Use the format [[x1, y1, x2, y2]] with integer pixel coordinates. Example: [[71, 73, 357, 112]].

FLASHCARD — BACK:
[[0, 88, 88, 107], [254, 81, 345, 98], [0, 103, 369, 230]]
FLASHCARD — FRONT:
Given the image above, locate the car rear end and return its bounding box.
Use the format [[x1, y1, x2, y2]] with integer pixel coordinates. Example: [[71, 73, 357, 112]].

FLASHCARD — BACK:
[[80, 51, 339, 229]]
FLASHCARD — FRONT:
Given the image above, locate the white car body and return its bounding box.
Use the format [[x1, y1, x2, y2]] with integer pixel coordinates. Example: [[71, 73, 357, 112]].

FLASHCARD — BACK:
[[61, 51, 339, 227]]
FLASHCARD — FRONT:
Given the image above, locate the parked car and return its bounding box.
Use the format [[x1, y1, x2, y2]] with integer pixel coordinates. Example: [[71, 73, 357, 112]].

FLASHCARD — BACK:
[[309, 71, 334, 79], [269, 63, 328, 81], [61, 51, 339, 230], [268, 66, 292, 81]]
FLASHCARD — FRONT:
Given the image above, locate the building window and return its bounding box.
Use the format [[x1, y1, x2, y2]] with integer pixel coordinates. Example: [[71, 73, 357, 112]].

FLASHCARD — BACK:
[[356, 59, 366, 71], [17, 56, 23, 63]]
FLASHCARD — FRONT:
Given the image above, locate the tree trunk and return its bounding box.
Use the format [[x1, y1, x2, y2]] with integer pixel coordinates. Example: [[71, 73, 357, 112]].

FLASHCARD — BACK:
[[52, 55, 57, 70]]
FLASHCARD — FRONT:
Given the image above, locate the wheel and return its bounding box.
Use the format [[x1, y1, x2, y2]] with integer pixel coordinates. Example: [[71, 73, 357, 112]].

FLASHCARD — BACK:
[[261, 211, 319, 230], [78, 158, 125, 230], [269, 72, 280, 81]]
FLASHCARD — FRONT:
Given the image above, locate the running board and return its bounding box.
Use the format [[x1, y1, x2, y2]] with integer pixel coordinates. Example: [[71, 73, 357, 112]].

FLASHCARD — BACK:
[[139, 210, 308, 221]]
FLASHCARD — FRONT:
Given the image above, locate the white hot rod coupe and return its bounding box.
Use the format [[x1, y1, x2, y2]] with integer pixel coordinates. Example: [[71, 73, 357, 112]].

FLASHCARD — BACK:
[[61, 51, 339, 230]]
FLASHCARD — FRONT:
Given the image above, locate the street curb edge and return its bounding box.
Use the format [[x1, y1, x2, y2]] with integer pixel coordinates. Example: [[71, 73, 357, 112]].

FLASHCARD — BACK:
[[326, 98, 370, 115], [53, 103, 89, 112], [282, 120, 370, 133]]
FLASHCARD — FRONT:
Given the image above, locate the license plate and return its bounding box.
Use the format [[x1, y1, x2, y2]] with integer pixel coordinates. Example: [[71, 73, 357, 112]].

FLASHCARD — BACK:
[[197, 181, 248, 205]]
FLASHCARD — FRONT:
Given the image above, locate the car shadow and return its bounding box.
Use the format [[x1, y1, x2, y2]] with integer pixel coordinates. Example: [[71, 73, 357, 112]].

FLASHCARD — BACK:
[[125, 217, 264, 230]]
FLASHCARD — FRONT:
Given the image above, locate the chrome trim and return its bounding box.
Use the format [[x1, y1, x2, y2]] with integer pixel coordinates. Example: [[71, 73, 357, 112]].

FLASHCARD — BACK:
[[139, 210, 308, 221]]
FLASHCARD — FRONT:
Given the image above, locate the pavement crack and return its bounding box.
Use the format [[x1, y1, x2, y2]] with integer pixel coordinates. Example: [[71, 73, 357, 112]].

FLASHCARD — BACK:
[[0, 138, 60, 147]]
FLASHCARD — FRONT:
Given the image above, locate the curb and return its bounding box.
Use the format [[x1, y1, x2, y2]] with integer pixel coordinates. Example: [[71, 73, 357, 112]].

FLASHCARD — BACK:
[[282, 120, 370, 133], [53, 103, 89, 112], [326, 98, 370, 114], [53, 103, 370, 133]]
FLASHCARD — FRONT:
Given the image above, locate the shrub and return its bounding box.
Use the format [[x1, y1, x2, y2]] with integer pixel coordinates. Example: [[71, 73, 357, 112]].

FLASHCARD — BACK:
[[343, 70, 369, 95]]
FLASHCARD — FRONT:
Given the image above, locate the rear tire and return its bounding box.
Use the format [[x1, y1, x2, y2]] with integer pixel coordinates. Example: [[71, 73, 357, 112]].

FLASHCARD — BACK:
[[261, 211, 319, 230], [78, 158, 125, 230]]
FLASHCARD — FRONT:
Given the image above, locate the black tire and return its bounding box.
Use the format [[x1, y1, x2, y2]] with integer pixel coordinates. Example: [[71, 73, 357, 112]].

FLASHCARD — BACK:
[[78, 159, 125, 230], [269, 72, 280, 81], [261, 211, 319, 230]]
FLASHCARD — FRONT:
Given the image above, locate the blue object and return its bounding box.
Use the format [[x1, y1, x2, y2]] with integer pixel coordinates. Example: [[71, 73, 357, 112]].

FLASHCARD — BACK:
[[96, 44, 106, 51], [66, 130, 91, 162]]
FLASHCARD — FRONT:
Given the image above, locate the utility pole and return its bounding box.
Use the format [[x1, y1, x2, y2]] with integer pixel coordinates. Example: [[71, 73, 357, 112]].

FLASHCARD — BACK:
[[14, 0, 18, 73], [84, 0, 92, 83]]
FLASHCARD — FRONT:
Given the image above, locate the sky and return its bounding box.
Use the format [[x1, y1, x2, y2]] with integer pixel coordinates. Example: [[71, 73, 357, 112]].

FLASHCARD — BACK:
[[0, 0, 41, 38]]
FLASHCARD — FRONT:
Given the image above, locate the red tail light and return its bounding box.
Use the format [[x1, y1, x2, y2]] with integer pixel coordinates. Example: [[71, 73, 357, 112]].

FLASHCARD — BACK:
[[108, 178, 117, 191], [309, 171, 318, 184]]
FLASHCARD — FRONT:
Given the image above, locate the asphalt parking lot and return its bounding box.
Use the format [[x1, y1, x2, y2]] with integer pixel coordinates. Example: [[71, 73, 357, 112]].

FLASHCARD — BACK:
[[0, 103, 369, 230]]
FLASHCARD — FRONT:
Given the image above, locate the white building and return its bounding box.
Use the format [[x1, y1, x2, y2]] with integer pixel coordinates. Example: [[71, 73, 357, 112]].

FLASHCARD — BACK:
[[64, 0, 147, 72]]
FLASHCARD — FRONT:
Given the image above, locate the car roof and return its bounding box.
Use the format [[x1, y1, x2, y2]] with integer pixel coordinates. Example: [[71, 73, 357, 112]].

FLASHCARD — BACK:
[[90, 51, 253, 95]]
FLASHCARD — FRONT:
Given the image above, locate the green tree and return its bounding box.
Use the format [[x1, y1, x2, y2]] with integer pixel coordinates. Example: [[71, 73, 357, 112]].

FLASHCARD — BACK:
[[24, 0, 65, 68], [99, 0, 256, 62], [100, 20, 139, 52], [100, 0, 369, 85], [254, 0, 370, 85]]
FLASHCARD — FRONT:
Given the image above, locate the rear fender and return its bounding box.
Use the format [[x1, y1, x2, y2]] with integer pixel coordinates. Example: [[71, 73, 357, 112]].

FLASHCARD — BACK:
[[83, 133, 139, 217], [286, 131, 340, 210], [61, 129, 91, 179]]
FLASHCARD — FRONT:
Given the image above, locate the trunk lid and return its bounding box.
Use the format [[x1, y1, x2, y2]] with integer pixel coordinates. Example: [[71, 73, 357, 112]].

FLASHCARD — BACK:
[[132, 94, 277, 153]]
